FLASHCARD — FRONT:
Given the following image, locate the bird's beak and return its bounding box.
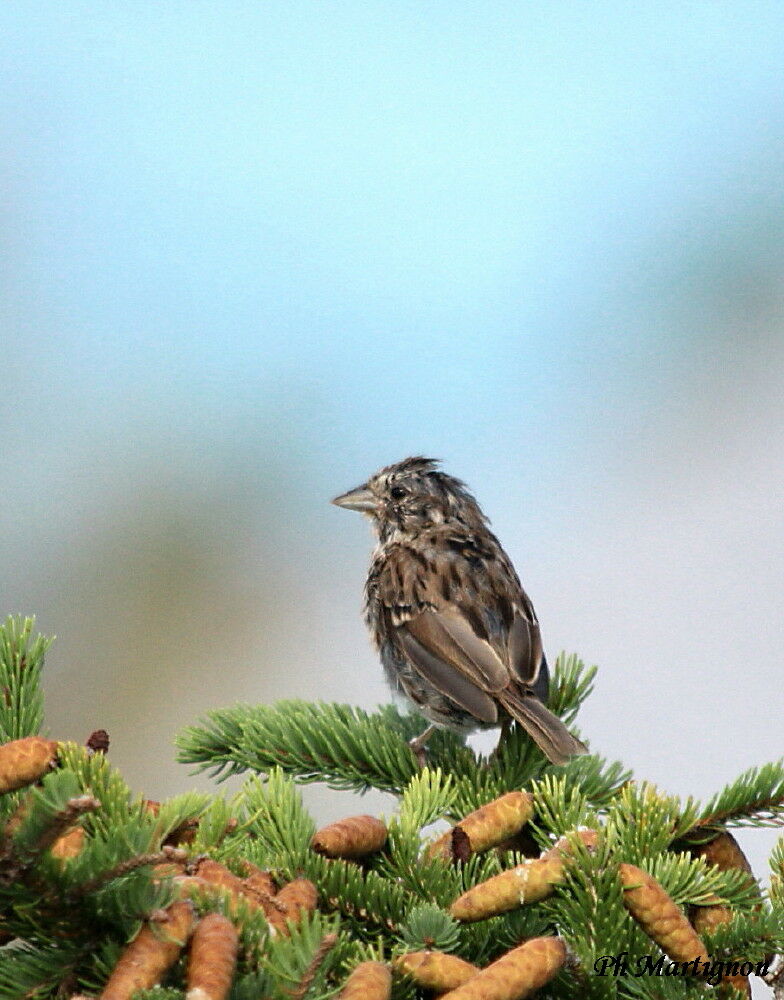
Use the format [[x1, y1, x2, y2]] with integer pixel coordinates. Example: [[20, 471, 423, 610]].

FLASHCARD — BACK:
[[331, 484, 379, 513]]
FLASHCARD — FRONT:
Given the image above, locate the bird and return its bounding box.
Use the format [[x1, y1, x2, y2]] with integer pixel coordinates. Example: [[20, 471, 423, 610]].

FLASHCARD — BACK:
[[332, 457, 588, 766]]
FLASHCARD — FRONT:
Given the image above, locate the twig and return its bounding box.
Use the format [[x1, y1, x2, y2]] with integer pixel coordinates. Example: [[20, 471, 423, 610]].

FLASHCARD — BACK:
[[76, 845, 187, 895], [288, 933, 338, 1000], [34, 795, 99, 854], [764, 955, 784, 999], [0, 794, 99, 881]]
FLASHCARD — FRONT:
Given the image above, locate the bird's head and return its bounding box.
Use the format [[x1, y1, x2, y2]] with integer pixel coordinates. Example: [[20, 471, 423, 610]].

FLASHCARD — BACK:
[[332, 457, 487, 538]]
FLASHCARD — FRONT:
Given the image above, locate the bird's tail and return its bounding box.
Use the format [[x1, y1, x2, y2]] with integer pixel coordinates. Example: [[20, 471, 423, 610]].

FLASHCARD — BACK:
[[497, 689, 588, 766]]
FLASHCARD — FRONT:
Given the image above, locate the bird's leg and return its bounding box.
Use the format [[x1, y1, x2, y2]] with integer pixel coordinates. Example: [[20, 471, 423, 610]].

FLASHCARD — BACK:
[[408, 724, 437, 769], [488, 717, 512, 766]]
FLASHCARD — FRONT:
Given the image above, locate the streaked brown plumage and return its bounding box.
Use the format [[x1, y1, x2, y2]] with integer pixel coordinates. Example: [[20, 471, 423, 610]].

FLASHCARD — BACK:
[[332, 457, 587, 765]]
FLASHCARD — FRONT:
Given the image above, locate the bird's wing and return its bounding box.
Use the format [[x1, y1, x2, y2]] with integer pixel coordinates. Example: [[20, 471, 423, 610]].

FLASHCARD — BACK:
[[507, 599, 545, 689], [396, 622, 500, 724], [402, 606, 508, 692], [377, 540, 521, 723]]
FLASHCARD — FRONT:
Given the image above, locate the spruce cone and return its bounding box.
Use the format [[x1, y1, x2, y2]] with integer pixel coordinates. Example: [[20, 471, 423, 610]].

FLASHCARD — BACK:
[[267, 877, 318, 935], [450, 855, 564, 921], [50, 826, 85, 861], [0, 737, 58, 793], [691, 831, 753, 875], [542, 828, 599, 858], [186, 913, 238, 1000], [440, 936, 566, 1000], [238, 860, 278, 899], [395, 951, 479, 991], [619, 863, 708, 963], [427, 792, 534, 861], [99, 901, 195, 1000], [311, 815, 388, 859], [339, 961, 392, 1000]]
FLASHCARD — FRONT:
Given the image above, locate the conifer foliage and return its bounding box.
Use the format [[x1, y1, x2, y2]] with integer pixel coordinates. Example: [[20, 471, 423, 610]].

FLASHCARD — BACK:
[[0, 615, 782, 1000]]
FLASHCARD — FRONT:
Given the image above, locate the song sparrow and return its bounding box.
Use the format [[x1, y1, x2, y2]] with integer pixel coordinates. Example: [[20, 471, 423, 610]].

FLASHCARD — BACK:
[[332, 457, 587, 765]]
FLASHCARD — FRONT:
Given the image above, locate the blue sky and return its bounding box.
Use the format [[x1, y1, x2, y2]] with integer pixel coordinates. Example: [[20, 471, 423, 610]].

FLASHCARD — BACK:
[[1, 6, 783, 881], [2, 3, 783, 485]]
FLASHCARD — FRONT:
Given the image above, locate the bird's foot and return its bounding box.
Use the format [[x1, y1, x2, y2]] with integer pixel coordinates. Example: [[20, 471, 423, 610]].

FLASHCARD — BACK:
[[487, 718, 513, 767], [408, 724, 437, 770]]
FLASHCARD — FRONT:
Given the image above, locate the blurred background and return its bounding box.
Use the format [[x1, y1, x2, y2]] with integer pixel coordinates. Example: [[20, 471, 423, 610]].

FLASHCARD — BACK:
[[1, 1, 782, 911]]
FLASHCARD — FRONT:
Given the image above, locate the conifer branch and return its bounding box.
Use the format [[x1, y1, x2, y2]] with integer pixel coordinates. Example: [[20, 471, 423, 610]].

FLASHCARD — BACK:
[[178, 700, 422, 794], [28, 793, 98, 856], [687, 759, 784, 831], [2, 616, 783, 1000], [75, 845, 187, 896], [176, 657, 618, 813], [0, 616, 50, 742], [289, 932, 339, 1000], [1, 775, 98, 878]]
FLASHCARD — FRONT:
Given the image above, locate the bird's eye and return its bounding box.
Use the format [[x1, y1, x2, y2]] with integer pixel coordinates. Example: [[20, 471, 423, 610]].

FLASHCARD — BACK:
[[390, 486, 408, 500]]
